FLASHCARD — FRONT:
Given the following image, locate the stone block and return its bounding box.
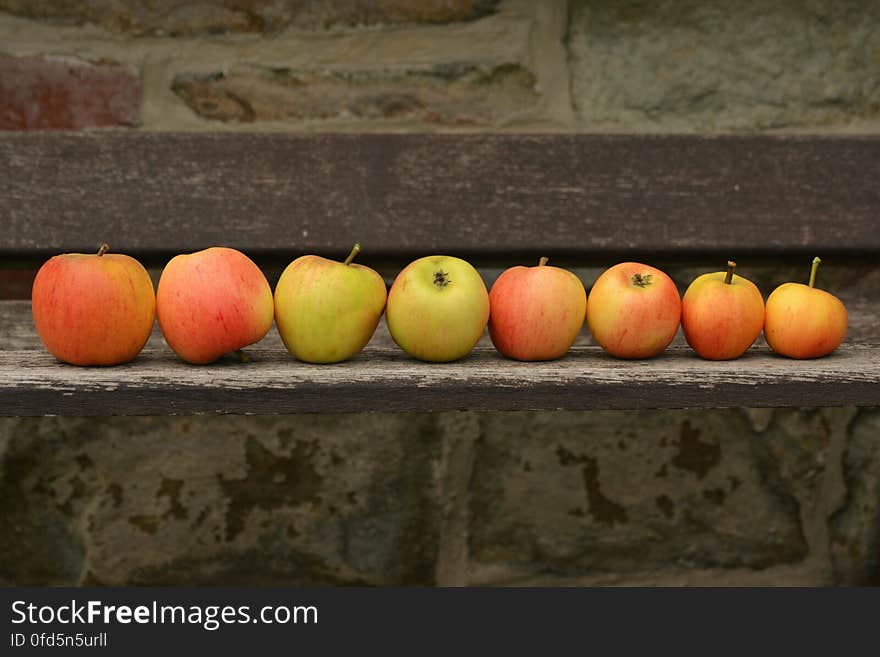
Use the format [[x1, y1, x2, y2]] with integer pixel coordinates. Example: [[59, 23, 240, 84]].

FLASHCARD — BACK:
[[830, 409, 880, 583], [0, 1, 500, 36], [568, 0, 880, 131], [0, 53, 140, 130], [171, 64, 537, 126], [0, 414, 446, 585], [467, 410, 807, 582]]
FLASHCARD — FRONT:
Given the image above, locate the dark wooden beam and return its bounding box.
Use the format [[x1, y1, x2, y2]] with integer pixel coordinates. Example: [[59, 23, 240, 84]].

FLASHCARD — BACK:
[[2, 133, 878, 257]]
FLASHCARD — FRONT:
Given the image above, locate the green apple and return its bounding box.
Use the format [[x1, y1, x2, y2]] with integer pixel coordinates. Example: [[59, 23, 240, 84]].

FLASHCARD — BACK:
[[386, 255, 489, 362], [274, 244, 387, 363]]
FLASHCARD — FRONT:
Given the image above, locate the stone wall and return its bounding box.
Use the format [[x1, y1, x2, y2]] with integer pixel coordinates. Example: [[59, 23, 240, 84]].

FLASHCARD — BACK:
[[2, 0, 879, 132], [2, 408, 879, 586], [1, 1, 878, 585], [568, 0, 880, 132]]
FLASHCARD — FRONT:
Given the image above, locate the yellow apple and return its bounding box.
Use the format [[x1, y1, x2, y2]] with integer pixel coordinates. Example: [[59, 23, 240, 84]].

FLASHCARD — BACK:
[[274, 244, 387, 363], [764, 257, 847, 359], [386, 255, 489, 362]]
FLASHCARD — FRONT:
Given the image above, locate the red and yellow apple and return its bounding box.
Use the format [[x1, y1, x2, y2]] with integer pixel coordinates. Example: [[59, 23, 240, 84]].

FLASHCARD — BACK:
[[681, 261, 765, 360], [157, 247, 273, 364], [31, 243, 156, 366], [489, 257, 586, 361], [764, 257, 847, 359], [586, 262, 681, 359], [386, 255, 489, 362], [274, 243, 387, 363]]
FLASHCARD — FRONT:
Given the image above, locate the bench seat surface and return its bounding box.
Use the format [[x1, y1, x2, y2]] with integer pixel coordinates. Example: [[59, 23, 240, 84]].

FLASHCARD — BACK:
[[2, 301, 877, 415], [2, 134, 877, 414]]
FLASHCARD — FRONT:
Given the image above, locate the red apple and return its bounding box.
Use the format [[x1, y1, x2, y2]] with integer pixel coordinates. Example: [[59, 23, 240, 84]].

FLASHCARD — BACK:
[[489, 257, 586, 361], [157, 247, 273, 364], [764, 257, 847, 359], [31, 243, 156, 366], [586, 262, 681, 359], [681, 261, 765, 360]]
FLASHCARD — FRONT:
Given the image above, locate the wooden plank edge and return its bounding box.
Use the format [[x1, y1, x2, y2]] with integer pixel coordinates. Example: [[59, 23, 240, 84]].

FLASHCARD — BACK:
[[1, 378, 877, 416]]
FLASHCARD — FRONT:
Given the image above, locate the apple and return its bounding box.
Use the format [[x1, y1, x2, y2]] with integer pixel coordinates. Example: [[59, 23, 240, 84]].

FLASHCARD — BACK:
[[586, 262, 681, 359], [488, 257, 586, 361], [274, 243, 387, 363], [681, 261, 765, 360], [386, 255, 489, 362], [157, 247, 273, 364], [764, 257, 847, 359], [31, 243, 156, 366]]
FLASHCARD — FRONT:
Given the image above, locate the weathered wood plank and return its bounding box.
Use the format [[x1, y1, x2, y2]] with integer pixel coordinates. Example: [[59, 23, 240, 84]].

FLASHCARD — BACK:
[[2, 133, 879, 257], [4, 298, 879, 350], [1, 343, 878, 415]]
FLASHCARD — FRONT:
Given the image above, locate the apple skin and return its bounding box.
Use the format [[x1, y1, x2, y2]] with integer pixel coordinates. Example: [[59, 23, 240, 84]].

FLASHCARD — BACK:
[[764, 284, 847, 359], [489, 260, 587, 361], [681, 269, 765, 360], [386, 255, 489, 362], [586, 262, 681, 359], [31, 248, 156, 366], [157, 247, 273, 364], [274, 252, 387, 363]]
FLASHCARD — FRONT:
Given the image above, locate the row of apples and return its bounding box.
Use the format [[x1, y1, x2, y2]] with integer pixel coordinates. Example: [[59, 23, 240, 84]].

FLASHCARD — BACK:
[[30, 244, 846, 366]]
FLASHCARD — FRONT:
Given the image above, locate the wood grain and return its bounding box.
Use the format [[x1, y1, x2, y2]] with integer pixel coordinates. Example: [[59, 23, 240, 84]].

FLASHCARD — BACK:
[[2, 133, 879, 257], [1, 343, 877, 415], [2, 299, 877, 415]]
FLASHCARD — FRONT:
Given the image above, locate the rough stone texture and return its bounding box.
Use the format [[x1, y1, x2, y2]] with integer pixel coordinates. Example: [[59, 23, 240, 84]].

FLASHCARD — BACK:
[[467, 410, 808, 582], [2, 408, 878, 586], [171, 64, 538, 125], [0, 415, 446, 585], [2, 1, 880, 132], [0, 1, 500, 35], [0, 53, 140, 130], [0, 1, 570, 131], [568, 0, 880, 131], [830, 410, 880, 583]]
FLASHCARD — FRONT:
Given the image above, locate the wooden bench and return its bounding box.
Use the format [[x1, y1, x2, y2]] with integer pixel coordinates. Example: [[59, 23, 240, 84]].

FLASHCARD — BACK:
[[1, 133, 878, 415]]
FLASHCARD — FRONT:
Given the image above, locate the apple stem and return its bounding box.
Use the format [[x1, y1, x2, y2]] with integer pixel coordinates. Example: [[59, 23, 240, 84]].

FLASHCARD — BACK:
[[539, 256, 549, 267], [344, 243, 361, 266], [809, 256, 821, 288], [724, 261, 736, 285], [97, 243, 109, 257]]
